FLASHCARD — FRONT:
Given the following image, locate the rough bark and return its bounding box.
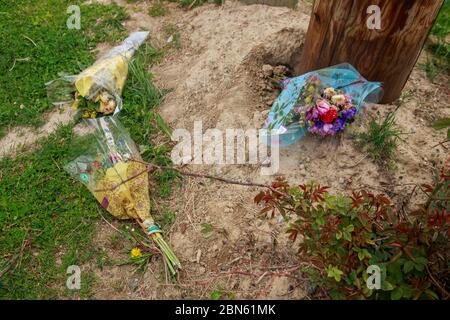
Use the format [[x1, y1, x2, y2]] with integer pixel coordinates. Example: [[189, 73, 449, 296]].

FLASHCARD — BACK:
[[297, 0, 444, 103]]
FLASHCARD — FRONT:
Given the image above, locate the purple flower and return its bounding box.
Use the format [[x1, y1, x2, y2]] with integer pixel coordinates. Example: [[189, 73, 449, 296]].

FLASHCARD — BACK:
[[346, 108, 357, 120]]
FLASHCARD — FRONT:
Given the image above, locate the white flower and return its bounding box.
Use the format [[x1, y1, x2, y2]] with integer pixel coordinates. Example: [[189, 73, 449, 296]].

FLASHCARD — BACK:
[[324, 87, 336, 97], [331, 94, 346, 105]]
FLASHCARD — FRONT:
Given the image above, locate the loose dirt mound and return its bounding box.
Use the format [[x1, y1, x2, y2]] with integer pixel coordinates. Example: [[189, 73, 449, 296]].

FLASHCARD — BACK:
[[86, 1, 449, 299]]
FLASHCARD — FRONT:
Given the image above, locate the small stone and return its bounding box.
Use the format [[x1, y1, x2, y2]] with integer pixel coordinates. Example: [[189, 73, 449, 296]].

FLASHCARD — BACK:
[[273, 65, 289, 76], [128, 276, 140, 292], [224, 207, 233, 214], [196, 249, 202, 264], [262, 64, 273, 77]]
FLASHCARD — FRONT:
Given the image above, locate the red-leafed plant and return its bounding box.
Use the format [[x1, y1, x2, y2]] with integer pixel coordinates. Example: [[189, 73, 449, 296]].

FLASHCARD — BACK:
[[255, 164, 449, 300]]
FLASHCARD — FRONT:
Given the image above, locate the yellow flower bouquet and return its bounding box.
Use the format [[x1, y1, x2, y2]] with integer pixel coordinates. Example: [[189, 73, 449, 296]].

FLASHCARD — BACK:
[[47, 31, 149, 119], [65, 117, 181, 275]]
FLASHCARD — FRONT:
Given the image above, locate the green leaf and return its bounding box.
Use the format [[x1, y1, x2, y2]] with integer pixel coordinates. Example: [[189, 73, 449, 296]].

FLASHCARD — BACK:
[[326, 265, 344, 282], [200, 223, 214, 237], [432, 117, 450, 130], [391, 287, 403, 300], [315, 216, 325, 226], [343, 231, 352, 242], [345, 224, 355, 233], [381, 281, 394, 291], [415, 263, 425, 272], [415, 257, 428, 265], [403, 261, 414, 273], [424, 289, 439, 300], [357, 249, 371, 261], [210, 290, 222, 300], [336, 230, 342, 240], [154, 113, 172, 137]]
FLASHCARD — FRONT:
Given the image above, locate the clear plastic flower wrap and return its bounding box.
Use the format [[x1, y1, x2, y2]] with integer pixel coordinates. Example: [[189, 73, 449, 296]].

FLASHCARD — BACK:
[[262, 63, 383, 146], [65, 116, 181, 274], [46, 31, 149, 118]]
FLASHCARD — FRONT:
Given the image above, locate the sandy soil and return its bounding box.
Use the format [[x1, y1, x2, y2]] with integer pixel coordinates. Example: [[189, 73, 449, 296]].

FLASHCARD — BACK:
[[0, 106, 76, 158], [3, 0, 448, 299]]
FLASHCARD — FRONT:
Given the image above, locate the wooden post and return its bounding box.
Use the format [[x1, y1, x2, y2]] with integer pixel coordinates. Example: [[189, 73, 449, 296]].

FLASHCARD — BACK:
[[296, 0, 443, 103]]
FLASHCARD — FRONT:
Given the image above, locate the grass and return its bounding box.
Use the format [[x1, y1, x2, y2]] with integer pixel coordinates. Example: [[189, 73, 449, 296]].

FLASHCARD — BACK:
[[179, 0, 223, 8], [423, 0, 450, 82], [0, 127, 102, 299], [163, 24, 182, 49], [0, 2, 176, 298], [0, 0, 127, 138], [354, 109, 403, 165], [149, 1, 169, 17]]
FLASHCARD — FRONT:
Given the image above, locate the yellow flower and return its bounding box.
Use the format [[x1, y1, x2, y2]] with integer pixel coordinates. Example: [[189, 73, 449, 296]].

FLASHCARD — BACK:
[[82, 110, 90, 118], [131, 247, 142, 258]]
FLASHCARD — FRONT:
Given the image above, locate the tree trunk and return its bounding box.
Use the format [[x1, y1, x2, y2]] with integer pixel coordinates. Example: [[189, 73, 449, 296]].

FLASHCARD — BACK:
[[296, 0, 443, 103]]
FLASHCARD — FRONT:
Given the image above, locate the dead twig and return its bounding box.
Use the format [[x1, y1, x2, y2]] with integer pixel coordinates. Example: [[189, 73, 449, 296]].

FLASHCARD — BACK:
[[426, 265, 450, 299], [96, 158, 291, 198], [22, 34, 37, 47]]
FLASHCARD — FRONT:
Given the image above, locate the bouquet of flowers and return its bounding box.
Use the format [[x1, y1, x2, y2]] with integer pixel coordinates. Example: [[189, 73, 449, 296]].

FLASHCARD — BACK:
[[65, 117, 181, 275], [46, 31, 149, 119], [287, 76, 358, 137], [264, 63, 383, 146]]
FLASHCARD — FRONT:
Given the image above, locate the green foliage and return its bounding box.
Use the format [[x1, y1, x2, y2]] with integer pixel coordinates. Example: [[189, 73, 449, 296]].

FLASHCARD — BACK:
[[149, 1, 169, 16], [179, 0, 207, 8], [255, 174, 449, 300], [432, 117, 450, 140], [120, 44, 178, 197], [432, 0, 450, 38], [0, 127, 101, 299], [200, 223, 214, 237], [0, 0, 127, 137], [210, 289, 236, 300], [0, 14, 175, 298], [155, 208, 177, 230], [424, 0, 450, 81], [355, 109, 403, 164], [163, 24, 181, 49]]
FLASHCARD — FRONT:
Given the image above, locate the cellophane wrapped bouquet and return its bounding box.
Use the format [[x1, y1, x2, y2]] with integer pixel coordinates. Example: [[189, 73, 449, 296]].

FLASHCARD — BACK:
[[46, 31, 149, 119], [263, 63, 383, 146], [65, 117, 181, 275]]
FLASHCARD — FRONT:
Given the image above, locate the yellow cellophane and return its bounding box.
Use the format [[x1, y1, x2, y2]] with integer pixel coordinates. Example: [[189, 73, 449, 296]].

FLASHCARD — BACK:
[[93, 160, 150, 222], [75, 55, 129, 98]]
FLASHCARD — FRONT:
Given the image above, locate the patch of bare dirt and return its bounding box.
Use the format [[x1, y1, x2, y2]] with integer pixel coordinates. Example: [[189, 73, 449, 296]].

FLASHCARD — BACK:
[[0, 106, 76, 158]]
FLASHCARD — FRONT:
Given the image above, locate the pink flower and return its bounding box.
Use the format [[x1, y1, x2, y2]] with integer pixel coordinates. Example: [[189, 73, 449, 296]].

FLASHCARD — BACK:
[[316, 99, 331, 115]]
